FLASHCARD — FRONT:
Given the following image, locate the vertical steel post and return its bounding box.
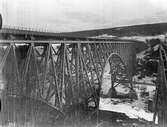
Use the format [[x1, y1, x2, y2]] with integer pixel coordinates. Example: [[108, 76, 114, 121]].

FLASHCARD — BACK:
[[50, 45, 62, 108], [76, 43, 80, 102], [42, 43, 51, 96], [61, 43, 66, 105]]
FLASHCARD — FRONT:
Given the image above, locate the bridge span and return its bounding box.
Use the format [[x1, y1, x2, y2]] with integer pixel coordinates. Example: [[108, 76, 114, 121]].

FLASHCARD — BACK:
[[0, 36, 137, 126], [0, 25, 167, 127]]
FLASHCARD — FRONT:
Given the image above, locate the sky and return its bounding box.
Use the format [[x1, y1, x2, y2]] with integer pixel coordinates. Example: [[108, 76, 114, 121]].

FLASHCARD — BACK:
[[0, 0, 167, 32]]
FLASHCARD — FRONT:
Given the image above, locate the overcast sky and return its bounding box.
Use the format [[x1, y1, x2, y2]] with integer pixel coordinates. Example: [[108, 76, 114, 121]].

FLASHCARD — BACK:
[[0, 0, 167, 32]]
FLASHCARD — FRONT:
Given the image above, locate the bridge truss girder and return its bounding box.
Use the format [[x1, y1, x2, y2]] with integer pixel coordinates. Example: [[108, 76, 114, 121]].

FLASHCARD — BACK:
[[0, 40, 135, 126]]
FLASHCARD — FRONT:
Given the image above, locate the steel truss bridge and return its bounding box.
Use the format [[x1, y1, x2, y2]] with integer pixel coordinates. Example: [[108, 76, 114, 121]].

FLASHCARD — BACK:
[[0, 27, 167, 127]]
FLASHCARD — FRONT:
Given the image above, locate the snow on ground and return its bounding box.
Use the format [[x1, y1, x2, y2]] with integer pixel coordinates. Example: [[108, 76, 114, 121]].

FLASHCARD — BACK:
[[91, 34, 117, 39], [99, 60, 156, 122], [133, 75, 156, 85], [121, 34, 166, 42], [101, 62, 111, 94], [137, 50, 146, 59], [115, 84, 130, 94], [99, 98, 154, 121], [100, 72, 156, 121], [92, 33, 166, 42]]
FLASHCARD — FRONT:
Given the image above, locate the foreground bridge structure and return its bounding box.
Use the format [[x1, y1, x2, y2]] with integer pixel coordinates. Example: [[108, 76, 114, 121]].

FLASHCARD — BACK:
[[0, 24, 167, 126], [0, 37, 136, 126]]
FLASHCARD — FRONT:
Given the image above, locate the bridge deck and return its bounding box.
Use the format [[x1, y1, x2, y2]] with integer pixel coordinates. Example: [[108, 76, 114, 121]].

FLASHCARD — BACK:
[[0, 40, 136, 44], [0, 28, 144, 43]]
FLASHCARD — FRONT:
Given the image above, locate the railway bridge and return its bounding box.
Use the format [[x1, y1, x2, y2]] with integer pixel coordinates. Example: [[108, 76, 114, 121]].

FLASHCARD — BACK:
[[0, 26, 138, 126], [0, 23, 167, 126]]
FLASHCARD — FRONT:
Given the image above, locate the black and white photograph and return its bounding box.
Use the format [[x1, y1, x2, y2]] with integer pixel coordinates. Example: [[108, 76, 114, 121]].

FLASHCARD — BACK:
[[0, 0, 167, 126]]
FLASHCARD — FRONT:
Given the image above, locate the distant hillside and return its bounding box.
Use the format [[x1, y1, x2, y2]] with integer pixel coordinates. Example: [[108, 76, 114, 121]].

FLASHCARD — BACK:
[[58, 22, 167, 38]]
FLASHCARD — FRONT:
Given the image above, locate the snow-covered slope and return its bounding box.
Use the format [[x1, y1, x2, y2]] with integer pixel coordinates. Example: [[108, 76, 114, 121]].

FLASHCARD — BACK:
[[99, 98, 155, 122]]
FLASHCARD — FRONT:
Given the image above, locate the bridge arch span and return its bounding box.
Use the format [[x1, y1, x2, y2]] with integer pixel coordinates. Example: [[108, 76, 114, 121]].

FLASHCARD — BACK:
[[101, 52, 129, 80], [100, 52, 133, 99], [102, 53, 127, 71]]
